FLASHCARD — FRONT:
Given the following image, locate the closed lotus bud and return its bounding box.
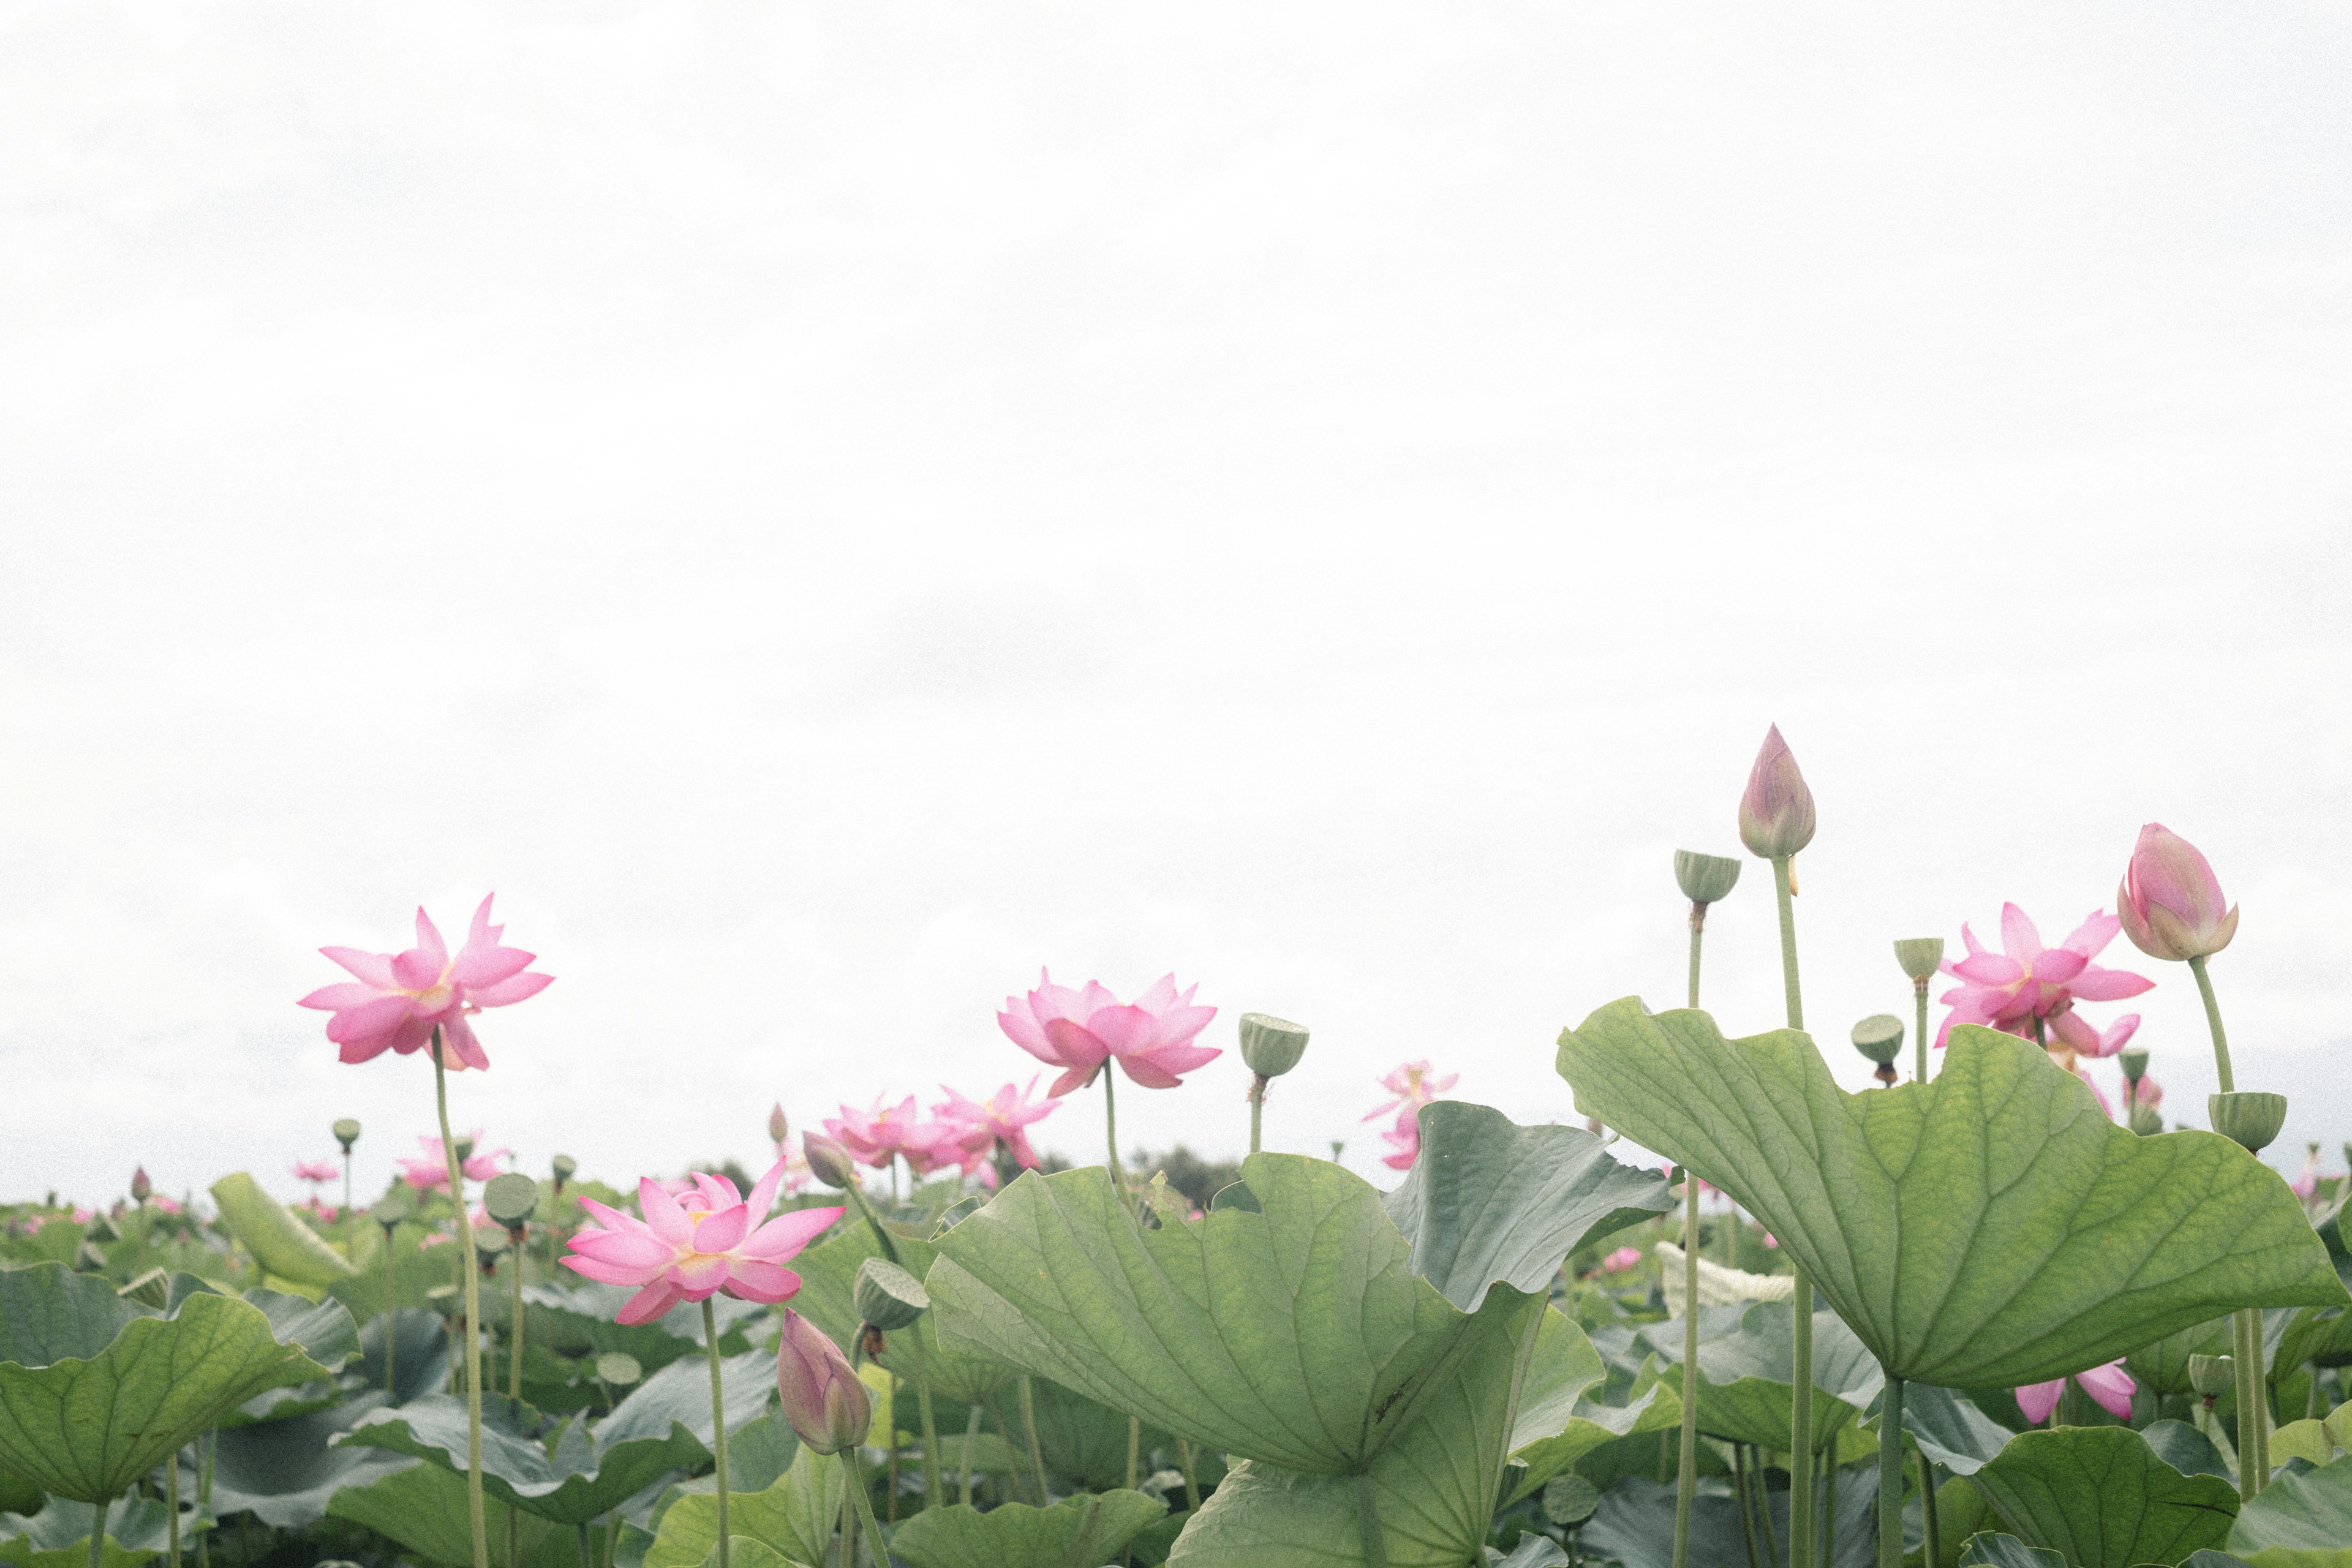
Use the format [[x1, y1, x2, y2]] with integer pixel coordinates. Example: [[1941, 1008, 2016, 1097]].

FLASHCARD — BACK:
[[129, 1167, 153, 1203], [2117, 823, 2240, 963], [1893, 938, 1944, 982], [2118, 1046, 2150, 1084], [333, 1119, 363, 1152], [775, 1308, 870, 1455], [854, 1257, 929, 1332], [803, 1133, 859, 1190], [2187, 1353, 2235, 1399], [484, 1173, 538, 1228], [768, 1103, 790, 1145], [1849, 1015, 1904, 1067], [1736, 725, 1817, 860], [1673, 850, 1742, 907], [1237, 1014, 1310, 1079], [2208, 1091, 2288, 1154]]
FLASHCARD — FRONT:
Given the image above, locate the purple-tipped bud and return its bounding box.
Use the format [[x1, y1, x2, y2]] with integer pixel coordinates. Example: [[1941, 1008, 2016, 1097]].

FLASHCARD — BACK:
[[802, 1133, 858, 1190], [775, 1308, 870, 1455], [1737, 725, 1817, 859], [129, 1167, 152, 1203], [2117, 823, 2239, 962], [767, 1102, 790, 1146]]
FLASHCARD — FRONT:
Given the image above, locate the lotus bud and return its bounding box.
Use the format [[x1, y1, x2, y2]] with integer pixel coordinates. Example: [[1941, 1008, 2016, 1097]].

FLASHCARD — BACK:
[[333, 1119, 362, 1153], [803, 1133, 859, 1190], [1542, 1474, 1600, 1528], [484, 1173, 538, 1231], [2209, 1091, 2288, 1153], [2187, 1353, 2235, 1400], [129, 1167, 152, 1203], [551, 1153, 576, 1191], [1673, 850, 1742, 910], [775, 1308, 871, 1456], [1893, 938, 1943, 984], [854, 1257, 929, 1332], [2118, 1046, 2150, 1084], [1237, 1013, 1310, 1079], [1736, 724, 1817, 861], [2117, 823, 2240, 963]]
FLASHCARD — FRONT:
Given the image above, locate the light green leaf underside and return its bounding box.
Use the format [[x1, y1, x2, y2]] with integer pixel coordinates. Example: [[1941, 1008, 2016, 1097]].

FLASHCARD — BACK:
[[1501, 1308, 1676, 1506], [326, 1458, 578, 1568], [208, 1174, 356, 1289], [2130, 1318, 2234, 1397], [209, 1402, 416, 1528], [645, 1446, 840, 1568], [1957, 1534, 2068, 1568], [1659, 1302, 1882, 1452], [887, 1490, 1166, 1568], [1972, 1427, 2239, 1568], [789, 1226, 1011, 1405], [1898, 1382, 2018, 1476], [1556, 1005, 2348, 1385], [2228, 1452, 2352, 1567]]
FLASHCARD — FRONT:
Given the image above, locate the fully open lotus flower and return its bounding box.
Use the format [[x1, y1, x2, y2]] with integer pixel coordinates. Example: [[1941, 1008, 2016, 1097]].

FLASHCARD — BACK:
[[935, 1077, 1062, 1172], [292, 1159, 341, 1185], [997, 970, 1219, 1096], [398, 1134, 511, 1193], [1363, 1060, 1458, 1123], [2117, 823, 2241, 962], [562, 1159, 843, 1325], [2016, 1358, 2136, 1425], [1935, 905, 2154, 1051], [1737, 723, 1817, 860], [824, 1096, 937, 1170], [299, 894, 553, 1071]]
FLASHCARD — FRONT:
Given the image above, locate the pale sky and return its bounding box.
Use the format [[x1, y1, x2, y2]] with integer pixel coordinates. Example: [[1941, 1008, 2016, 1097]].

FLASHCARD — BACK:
[[5, 3, 2348, 1209]]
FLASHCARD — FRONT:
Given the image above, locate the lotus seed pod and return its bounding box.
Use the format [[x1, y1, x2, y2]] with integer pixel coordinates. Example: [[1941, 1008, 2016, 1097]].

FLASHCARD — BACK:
[[451, 1135, 475, 1164], [767, 1103, 790, 1145], [373, 1187, 417, 1226], [2208, 1091, 2288, 1153], [333, 1119, 363, 1152], [1237, 1013, 1310, 1079], [2117, 1046, 2150, 1083], [1673, 850, 1742, 907], [2187, 1353, 2235, 1398], [1849, 1014, 1904, 1066], [551, 1153, 577, 1186], [1893, 938, 1945, 982], [803, 1133, 859, 1190], [596, 1351, 643, 1387], [1543, 1474, 1600, 1527], [483, 1173, 538, 1227], [854, 1257, 930, 1332], [473, 1223, 509, 1256]]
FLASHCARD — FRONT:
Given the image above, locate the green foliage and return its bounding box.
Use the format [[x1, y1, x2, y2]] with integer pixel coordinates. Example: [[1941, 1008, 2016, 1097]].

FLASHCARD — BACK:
[[1956, 1535, 2067, 1568], [209, 1402, 414, 1529], [644, 1444, 837, 1568], [1501, 1308, 1679, 1506], [887, 1491, 1166, 1568], [1970, 1427, 2239, 1567], [1657, 1300, 1881, 1452], [2227, 1452, 2352, 1567], [208, 1175, 356, 1291], [790, 1224, 1009, 1406], [326, 1455, 580, 1568]]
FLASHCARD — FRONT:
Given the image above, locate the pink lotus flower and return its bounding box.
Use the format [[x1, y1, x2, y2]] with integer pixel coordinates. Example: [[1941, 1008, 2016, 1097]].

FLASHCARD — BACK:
[[935, 1078, 1062, 1172], [71, 1206, 94, 1224], [775, 1308, 870, 1456], [824, 1096, 937, 1170], [298, 895, 554, 1071], [1600, 1246, 1642, 1275], [2291, 1145, 2322, 1202], [1936, 905, 2154, 1052], [2128, 1075, 2163, 1110], [2117, 823, 2241, 963], [562, 1159, 843, 1325], [997, 970, 1219, 1096], [397, 1133, 510, 1193], [292, 1159, 341, 1186], [310, 1202, 339, 1223], [1737, 724, 1817, 860], [1379, 1107, 1420, 1170], [1363, 1060, 1458, 1123], [2016, 1359, 2135, 1425], [153, 1195, 182, 1216]]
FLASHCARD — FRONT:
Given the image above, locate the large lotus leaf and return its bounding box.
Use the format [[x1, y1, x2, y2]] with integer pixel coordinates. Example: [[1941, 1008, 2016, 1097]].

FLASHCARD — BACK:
[[326, 1453, 579, 1568], [644, 1446, 838, 1568], [1500, 1308, 1678, 1506], [930, 1156, 1521, 1474], [0, 1269, 144, 1368], [2227, 1452, 2352, 1568], [1655, 1301, 1881, 1452], [592, 1348, 775, 1452], [222, 1287, 360, 1425], [207, 1175, 355, 1290], [1490, 1539, 1571, 1568], [2132, 1319, 2235, 1397], [1970, 1427, 2238, 1568], [789, 1226, 1009, 1405], [0, 1497, 202, 1568], [1379, 1101, 1673, 1311], [662, 1414, 801, 1498], [2144, 1420, 2234, 1482], [356, 1307, 452, 1405], [1578, 1472, 1878, 1568], [0, 1265, 342, 1502], [1957, 1536, 2067, 1568], [978, 1376, 1182, 1494], [1164, 1287, 1546, 1567], [2272, 1306, 2352, 1379], [208, 1400, 415, 1529], [522, 1284, 760, 1376], [328, 1226, 472, 1320], [693, 1540, 797, 1568], [1900, 1384, 2024, 1477], [889, 1491, 1167, 1568], [1556, 1008, 2348, 1385]]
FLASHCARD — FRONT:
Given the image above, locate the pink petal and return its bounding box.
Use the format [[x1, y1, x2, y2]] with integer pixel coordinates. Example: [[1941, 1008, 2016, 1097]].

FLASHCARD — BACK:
[[439, 1016, 490, 1071], [326, 995, 417, 1042], [1138, 1042, 1221, 1077], [1146, 1003, 1218, 1049], [1049, 1063, 1098, 1096], [1131, 973, 1180, 1013], [722, 1261, 799, 1303], [2048, 1010, 2098, 1055], [693, 1204, 752, 1253], [1079, 1005, 1164, 1057], [741, 1205, 845, 1261], [322, 946, 399, 987], [614, 1281, 679, 1325], [453, 945, 534, 989], [639, 1178, 694, 1247], [2078, 1360, 2137, 1420], [2059, 911, 2122, 960], [337, 1033, 398, 1065], [2032, 949, 2087, 985], [576, 1196, 640, 1232], [1042, 1017, 1110, 1068], [564, 1254, 662, 1287], [666, 1254, 733, 1294], [466, 894, 497, 953], [742, 1156, 788, 1220], [413, 907, 450, 968], [997, 1005, 1054, 1057], [2015, 1379, 2062, 1425], [1117, 1056, 1184, 1090], [2066, 967, 2155, 1001], [2097, 1015, 2142, 1055], [570, 1229, 676, 1269], [1999, 903, 2043, 959], [470, 971, 552, 1008], [300, 982, 385, 1011], [1951, 954, 2024, 986], [392, 947, 445, 990]]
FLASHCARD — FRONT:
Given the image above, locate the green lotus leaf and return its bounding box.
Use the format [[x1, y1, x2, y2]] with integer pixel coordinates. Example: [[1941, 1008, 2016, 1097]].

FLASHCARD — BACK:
[[0, 1264, 343, 1504], [1500, 1308, 1678, 1506], [1488, 1536, 1571, 1568], [930, 1155, 1527, 1474], [2180, 1553, 2263, 1568], [208, 1401, 415, 1529], [976, 1377, 1183, 1494], [2144, 1420, 2234, 1482], [221, 1287, 360, 1425], [1956, 1534, 2067, 1568], [325, 1453, 579, 1568], [0, 1496, 205, 1568], [1556, 1007, 2348, 1385], [644, 1442, 835, 1568], [208, 1175, 355, 1290], [521, 1284, 760, 1378], [788, 1226, 1010, 1405], [355, 1308, 452, 1406], [1898, 1384, 2019, 1476], [1971, 1427, 2238, 1567], [1576, 1473, 1878, 1568], [1656, 1301, 1882, 1453], [591, 1348, 776, 1453], [692, 1539, 801, 1568], [2130, 1319, 2234, 1397], [1379, 1101, 1672, 1311], [888, 1491, 1167, 1568], [0, 1269, 143, 1368], [2226, 1452, 2352, 1567]]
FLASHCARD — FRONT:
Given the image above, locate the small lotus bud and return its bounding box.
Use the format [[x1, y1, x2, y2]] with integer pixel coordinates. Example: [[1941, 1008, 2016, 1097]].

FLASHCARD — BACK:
[[768, 1103, 790, 1145], [803, 1133, 859, 1190], [775, 1308, 871, 1456], [2208, 1091, 2288, 1153], [2187, 1353, 2236, 1399], [1893, 938, 1944, 982], [854, 1257, 929, 1332], [2118, 823, 2240, 963], [484, 1173, 538, 1227], [1849, 1015, 1904, 1067], [1237, 1013, 1310, 1079], [129, 1167, 153, 1203], [1673, 850, 1742, 908], [2118, 1046, 2149, 1083], [551, 1153, 577, 1188], [1542, 1474, 1600, 1528], [595, 1351, 643, 1388], [333, 1119, 363, 1152], [1737, 725, 1817, 861]]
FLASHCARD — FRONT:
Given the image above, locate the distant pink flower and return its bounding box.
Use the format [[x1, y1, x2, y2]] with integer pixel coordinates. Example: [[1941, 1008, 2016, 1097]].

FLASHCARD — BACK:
[[292, 1159, 341, 1186], [310, 1202, 339, 1223], [2118, 823, 2241, 963], [935, 1078, 1063, 1172], [1936, 905, 2153, 1052], [398, 1133, 510, 1193], [1600, 1246, 1642, 1274], [2016, 1359, 2135, 1425], [1363, 1061, 1458, 1123], [562, 1159, 843, 1325], [71, 1207, 93, 1224], [1379, 1107, 1421, 1170], [298, 894, 554, 1071], [2128, 1075, 2163, 1110], [2291, 1146, 2321, 1202], [824, 1096, 936, 1171], [1762, 1232, 1778, 1248], [152, 1195, 182, 1216], [997, 970, 1219, 1096]]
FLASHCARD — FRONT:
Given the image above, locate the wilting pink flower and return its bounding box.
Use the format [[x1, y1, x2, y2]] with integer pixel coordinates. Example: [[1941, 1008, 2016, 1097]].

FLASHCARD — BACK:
[[2016, 1359, 2135, 1424], [1936, 905, 2154, 1052], [1600, 1246, 1642, 1274], [1737, 724, 1817, 859], [1379, 1107, 1420, 1170], [298, 894, 554, 1071], [997, 970, 1220, 1096], [775, 1308, 870, 1455], [562, 1159, 842, 1325], [292, 1159, 341, 1186], [935, 1078, 1062, 1172], [2118, 823, 2241, 963], [1363, 1061, 1458, 1123], [397, 1134, 510, 1193]]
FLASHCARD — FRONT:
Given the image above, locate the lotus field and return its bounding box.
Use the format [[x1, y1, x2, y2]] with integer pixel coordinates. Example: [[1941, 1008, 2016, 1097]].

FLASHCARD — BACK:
[[7, 728, 2350, 1568]]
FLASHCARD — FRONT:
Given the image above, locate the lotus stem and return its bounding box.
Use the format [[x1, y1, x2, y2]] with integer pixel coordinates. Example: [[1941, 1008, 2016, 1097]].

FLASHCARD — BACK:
[[432, 1043, 491, 1568], [846, 1186, 901, 1266], [1917, 1449, 1940, 1568], [167, 1445, 181, 1568], [1673, 1171, 1701, 1568], [845, 1450, 888, 1568], [343, 1152, 353, 1215], [1350, 1472, 1388, 1568], [1912, 977, 1931, 1086], [1870, 1374, 1904, 1568], [1178, 1437, 1200, 1513], [1757, 1449, 1780, 1566], [2234, 1307, 2264, 1495], [575, 1522, 590, 1568], [902, 1330, 944, 1506], [1125, 1414, 1140, 1490], [1771, 855, 1815, 1568], [959, 1402, 982, 1504], [1102, 1071, 1126, 1201], [1248, 1074, 1267, 1156], [888, 1401, 901, 1522], [702, 1300, 730, 1568], [1818, 1446, 1834, 1568], [602, 1509, 617, 1568], [1019, 1374, 1050, 1506], [381, 1219, 399, 1397], [837, 1468, 856, 1567], [89, 1498, 107, 1568], [509, 1242, 526, 1400], [196, 1432, 211, 1568], [1733, 1444, 1763, 1568], [2188, 954, 2235, 1092]]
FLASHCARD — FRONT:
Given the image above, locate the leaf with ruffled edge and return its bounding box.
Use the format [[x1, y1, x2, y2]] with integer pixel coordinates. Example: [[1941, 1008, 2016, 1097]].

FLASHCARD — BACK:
[[888, 1490, 1167, 1568]]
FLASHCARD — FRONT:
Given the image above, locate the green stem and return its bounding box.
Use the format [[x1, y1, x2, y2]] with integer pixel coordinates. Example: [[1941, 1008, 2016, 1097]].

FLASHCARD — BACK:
[[2189, 955, 2236, 1091], [1758, 1449, 1780, 1566], [837, 1468, 856, 1568], [2235, 1308, 2264, 1497], [433, 1046, 491, 1568], [1917, 1450, 1940, 1568], [846, 1456, 888, 1565], [1771, 854, 1814, 1568], [196, 1432, 211, 1568], [1125, 1414, 1140, 1490], [1349, 1472, 1388, 1568], [509, 1243, 526, 1400], [602, 1510, 616, 1568], [1819, 1446, 1835, 1568], [702, 1300, 729, 1568], [904, 1333, 943, 1507], [1248, 1075, 1267, 1156], [1103, 1071, 1127, 1200], [1876, 1374, 1905, 1568], [575, 1521, 590, 1568], [1688, 905, 1706, 1009], [1912, 979, 1930, 1087], [1019, 1376, 1050, 1506], [89, 1498, 107, 1568], [846, 1186, 901, 1266], [1177, 1438, 1200, 1513], [1673, 1178, 1700, 1568], [167, 1445, 181, 1568], [1734, 1446, 1763, 1568], [344, 1153, 353, 1215], [382, 1223, 398, 1397], [959, 1402, 982, 1504], [1770, 858, 1803, 1031]]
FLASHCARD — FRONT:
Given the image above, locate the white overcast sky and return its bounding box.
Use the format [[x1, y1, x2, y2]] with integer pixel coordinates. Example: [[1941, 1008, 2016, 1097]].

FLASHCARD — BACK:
[[5, 3, 2349, 1209]]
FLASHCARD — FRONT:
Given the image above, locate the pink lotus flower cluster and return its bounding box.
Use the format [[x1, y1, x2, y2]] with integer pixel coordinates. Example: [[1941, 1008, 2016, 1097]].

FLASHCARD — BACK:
[[398, 1134, 511, 1194], [300, 895, 554, 1071], [997, 971, 1219, 1097], [1366, 1061, 1457, 1172], [821, 1078, 1065, 1189], [1936, 905, 2152, 1057], [563, 1159, 843, 1325], [2016, 1359, 2135, 1425]]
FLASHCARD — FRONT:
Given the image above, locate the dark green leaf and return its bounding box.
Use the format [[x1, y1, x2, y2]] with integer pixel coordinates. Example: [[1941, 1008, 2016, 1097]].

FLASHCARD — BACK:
[[888, 1491, 1167, 1568], [1899, 1384, 2018, 1477], [2226, 1451, 2352, 1566], [1972, 1427, 2239, 1567], [208, 1400, 415, 1529]]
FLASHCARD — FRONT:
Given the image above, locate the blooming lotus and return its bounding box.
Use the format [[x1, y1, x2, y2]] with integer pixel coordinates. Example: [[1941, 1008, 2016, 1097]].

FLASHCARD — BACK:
[[997, 970, 1219, 1096], [1363, 1060, 1458, 1123], [398, 1134, 510, 1193], [2016, 1359, 2135, 1424], [1737, 723, 1817, 860], [562, 1159, 842, 1325], [824, 1096, 941, 1170], [1379, 1107, 1420, 1170], [292, 1159, 341, 1185], [1936, 905, 2153, 1052], [2117, 823, 2241, 962], [298, 894, 553, 1071], [935, 1077, 1062, 1172]]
